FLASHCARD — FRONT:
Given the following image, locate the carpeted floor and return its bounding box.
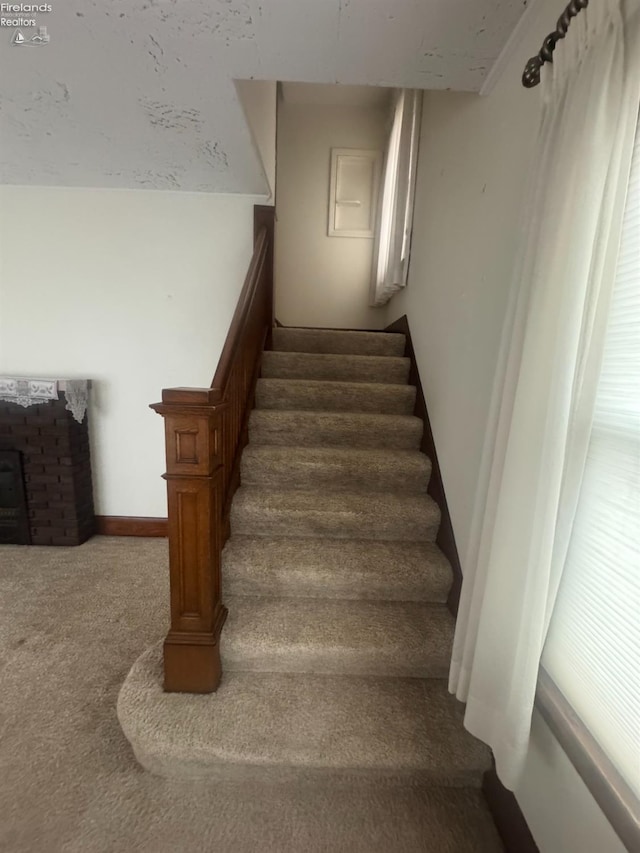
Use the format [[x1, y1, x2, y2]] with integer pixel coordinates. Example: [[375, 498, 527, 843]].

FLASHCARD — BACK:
[[0, 536, 503, 852]]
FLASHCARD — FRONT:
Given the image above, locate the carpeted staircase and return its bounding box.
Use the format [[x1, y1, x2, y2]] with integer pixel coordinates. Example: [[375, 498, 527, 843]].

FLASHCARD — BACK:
[[119, 327, 490, 790]]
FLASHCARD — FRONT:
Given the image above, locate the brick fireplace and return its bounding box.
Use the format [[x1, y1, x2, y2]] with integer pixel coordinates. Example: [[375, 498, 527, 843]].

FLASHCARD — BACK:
[[0, 385, 95, 546]]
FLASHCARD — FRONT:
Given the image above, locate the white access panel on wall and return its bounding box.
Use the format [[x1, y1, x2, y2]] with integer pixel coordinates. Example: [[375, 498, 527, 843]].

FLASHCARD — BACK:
[[328, 148, 382, 238]]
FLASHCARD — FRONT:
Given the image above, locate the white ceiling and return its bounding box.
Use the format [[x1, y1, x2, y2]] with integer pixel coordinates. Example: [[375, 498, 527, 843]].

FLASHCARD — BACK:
[[0, 0, 530, 194]]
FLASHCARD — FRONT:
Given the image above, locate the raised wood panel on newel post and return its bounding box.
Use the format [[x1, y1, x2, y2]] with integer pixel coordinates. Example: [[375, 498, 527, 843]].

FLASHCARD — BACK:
[[151, 205, 275, 693]]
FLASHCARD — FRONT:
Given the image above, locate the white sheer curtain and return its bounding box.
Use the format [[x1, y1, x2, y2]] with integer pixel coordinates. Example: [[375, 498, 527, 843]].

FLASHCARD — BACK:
[[370, 89, 422, 307], [543, 119, 640, 798], [449, 0, 640, 790]]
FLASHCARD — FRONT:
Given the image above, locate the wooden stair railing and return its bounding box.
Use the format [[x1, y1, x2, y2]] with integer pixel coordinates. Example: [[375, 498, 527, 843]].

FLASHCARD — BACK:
[[150, 205, 275, 693]]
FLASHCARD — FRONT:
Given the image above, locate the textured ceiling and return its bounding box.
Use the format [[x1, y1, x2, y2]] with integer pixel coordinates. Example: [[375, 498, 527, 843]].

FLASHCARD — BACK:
[[0, 0, 529, 193]]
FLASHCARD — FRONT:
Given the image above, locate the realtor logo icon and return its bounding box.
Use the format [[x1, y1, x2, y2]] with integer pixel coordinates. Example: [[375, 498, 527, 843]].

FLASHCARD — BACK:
[[12, 26, 49, 45]]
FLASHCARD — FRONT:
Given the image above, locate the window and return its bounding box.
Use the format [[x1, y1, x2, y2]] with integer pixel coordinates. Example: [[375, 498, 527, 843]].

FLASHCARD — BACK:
[[542, 118, 640, 798]]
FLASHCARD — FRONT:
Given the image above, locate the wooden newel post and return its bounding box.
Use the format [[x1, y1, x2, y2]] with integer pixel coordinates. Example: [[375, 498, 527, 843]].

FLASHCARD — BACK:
[[150, 387, 228, 693], [150, 204, 274, 694]]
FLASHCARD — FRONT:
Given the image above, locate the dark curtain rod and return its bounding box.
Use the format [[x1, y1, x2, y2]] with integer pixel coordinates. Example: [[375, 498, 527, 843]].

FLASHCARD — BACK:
[[522, 0, 590, 87]]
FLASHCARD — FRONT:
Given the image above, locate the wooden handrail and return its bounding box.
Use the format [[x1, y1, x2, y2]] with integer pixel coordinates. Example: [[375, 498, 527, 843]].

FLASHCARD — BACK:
[[210, 227, 268, 402], [150, 204, 275, 693]]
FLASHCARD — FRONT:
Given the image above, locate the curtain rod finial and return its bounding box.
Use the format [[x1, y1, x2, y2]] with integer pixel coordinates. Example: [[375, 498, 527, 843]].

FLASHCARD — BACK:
[[523, 56, 542, 88], [521, 0, 589, 87]]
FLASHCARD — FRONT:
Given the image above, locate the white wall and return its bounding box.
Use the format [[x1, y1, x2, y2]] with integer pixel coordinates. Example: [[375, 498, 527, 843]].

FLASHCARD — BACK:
[[386, 0, 625, 848], [275, 99, 388, 330], [0, 186, 261, 517], [387, 83, 539, 564], [517, 712, 626, 853], [235, 80, 278, 201]]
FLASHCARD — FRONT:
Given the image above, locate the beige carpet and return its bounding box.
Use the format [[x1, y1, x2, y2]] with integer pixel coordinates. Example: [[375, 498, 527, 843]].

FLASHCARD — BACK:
[[119, 328, 491, 786], [0, 536, 503, 852]]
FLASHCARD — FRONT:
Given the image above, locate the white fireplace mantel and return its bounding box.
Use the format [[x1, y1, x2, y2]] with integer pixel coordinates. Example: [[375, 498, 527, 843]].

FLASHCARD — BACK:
[[0, 377, 91, 423]]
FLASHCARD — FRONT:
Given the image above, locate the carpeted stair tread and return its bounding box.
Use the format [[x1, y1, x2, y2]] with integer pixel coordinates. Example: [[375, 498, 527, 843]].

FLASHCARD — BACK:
[[262, 351, 411, 384], [273, 327, 406, 357], [118, 644, 491, 785], [240, 446, 431, 493], [222, 537, 452, 602], [256, 378, 416, 414], [230, 487, 440, 541], [222, 596, 453, 678], [249, 410, 424, 450]]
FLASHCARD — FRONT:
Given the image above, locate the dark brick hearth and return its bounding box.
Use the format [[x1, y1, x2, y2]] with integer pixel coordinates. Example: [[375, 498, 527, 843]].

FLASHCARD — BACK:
[[0, 396, 96, 546]]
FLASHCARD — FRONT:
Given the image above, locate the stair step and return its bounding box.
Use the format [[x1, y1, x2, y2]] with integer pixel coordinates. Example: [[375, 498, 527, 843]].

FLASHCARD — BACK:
[[262, 351, 411, 385], [241, 446, 431, 493], [118, 645, 491, 784], [256, 379, 416, 415], [273, 327, 405, 357], [222, 537, 452, 602], [231, 487, 440, 541], [222, 597, 453, 678], [249, 410, 424, 450]]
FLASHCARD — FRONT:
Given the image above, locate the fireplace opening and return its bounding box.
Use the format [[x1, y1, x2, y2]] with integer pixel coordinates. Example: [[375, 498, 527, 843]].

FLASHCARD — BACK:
[[0, 449, 30, 545], [0, 382, 95, 546]]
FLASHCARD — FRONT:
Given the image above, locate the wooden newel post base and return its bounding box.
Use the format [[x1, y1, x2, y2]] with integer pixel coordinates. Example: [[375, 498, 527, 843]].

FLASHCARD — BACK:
[[163, 616, 227, 694], [151, 388, 228, 694]]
